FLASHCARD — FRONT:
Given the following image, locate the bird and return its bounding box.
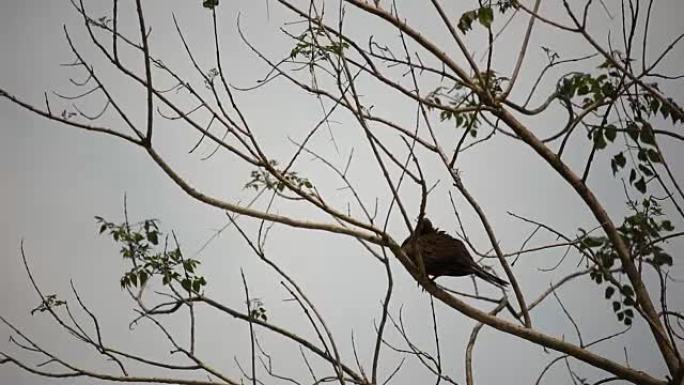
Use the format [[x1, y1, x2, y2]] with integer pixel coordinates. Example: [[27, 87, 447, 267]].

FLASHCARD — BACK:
[[401, 217, 508, 287]]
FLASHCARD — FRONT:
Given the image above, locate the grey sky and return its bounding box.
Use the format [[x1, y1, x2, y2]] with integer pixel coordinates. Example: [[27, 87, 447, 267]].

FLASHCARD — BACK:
[[1, 1, 683, 384]]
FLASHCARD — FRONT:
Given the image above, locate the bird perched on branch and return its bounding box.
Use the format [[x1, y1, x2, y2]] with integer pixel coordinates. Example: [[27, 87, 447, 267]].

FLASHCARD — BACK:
[[401, 217, 508, 287]]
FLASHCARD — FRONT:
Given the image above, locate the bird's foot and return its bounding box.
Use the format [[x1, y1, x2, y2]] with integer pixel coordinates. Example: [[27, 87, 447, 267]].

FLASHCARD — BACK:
[[416, 275, 435, 292]]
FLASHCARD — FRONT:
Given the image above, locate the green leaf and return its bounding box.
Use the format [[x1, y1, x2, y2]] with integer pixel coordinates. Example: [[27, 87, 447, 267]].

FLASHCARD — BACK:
[[612, 301, 621, 312], [181, 278, 191, 292], [622, 285, 634, 297], [458, 10, 477, 33], [139, 271, 148, 286], [647, 148, 662, 163], [653, 250, 673, 266], [626, 122, 639, 141], [581, 236, 604, 248], [185, 261, 195, 274], [577, 84, 589, 96], [604, 124, 617, 142], [649, 98, 661, 114], [611, 152, 626, 175], [660, 103, 671, 119], [478, 6, 494, 28], [604, 286, 615, 299], [601, 82, 615, 98], [593, 129, 607, 150], [634, 177, 647, 194], [662, 220, 674, 232], [147, 231, 159, 245], [637, 148, 648, 162], [202, 0, 218, 9], [640, 123, 656, 145], [601, 252, 615, 268]]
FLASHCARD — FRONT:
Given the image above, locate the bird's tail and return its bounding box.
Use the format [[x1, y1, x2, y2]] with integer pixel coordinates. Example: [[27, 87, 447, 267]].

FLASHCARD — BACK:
[[471, 264, 508, 287]]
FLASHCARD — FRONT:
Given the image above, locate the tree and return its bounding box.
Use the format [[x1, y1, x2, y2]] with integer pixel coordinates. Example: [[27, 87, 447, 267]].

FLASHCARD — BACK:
[[1, 1, 683, 384]]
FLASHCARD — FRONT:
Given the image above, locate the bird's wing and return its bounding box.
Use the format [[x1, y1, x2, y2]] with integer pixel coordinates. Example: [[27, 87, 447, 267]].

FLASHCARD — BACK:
[[419, 233, 474, 273], [421, 233, 470, 257]]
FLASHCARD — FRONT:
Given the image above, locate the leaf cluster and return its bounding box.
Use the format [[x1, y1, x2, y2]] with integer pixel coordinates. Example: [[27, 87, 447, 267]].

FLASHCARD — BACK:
[[456, 1, 518, 34], [248, 298, 268, 322], [558, 72, 616, 107], [30, 294, 66, 315], [579, 197, 675, 325], [559, 61, 676, 195], [290, 27, 349, 62], [427, 86, 483, 137], [245, 159, 314, 193], [204, 68, 219, 89], [95, 216, 207, 294], [458, 6, 494, 33], [201, 0, 218, 10]]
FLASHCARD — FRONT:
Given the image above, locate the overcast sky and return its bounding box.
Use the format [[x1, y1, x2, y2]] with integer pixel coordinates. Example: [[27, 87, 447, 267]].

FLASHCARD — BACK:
[[1, 1, 683, 384]]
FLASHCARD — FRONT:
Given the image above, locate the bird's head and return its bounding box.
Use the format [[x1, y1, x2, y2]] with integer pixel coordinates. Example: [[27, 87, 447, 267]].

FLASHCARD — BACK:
[[415, 217, 435, 235]]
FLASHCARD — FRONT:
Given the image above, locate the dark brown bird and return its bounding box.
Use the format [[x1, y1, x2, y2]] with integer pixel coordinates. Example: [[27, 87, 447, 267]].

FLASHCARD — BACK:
[[401, 218, 508, 287]]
